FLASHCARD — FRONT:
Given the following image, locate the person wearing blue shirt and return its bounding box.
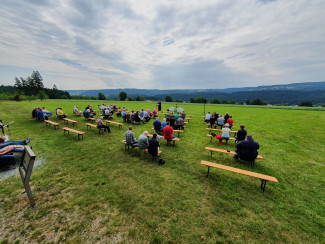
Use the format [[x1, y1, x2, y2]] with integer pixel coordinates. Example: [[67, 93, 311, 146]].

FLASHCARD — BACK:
[[153, 117, 162, 133], [161, 118, 167, 131]]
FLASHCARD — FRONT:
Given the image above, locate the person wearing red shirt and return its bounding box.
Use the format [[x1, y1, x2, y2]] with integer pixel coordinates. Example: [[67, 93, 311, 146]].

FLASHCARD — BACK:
[[227, 116, 234, 128], [163, 122, 175, 140]]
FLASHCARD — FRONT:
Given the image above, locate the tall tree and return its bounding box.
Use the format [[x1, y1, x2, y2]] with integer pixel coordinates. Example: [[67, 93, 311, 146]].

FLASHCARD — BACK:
[[98, 92, 106, 100], [165, 96, 173, 102], [119, 91, 127, 101]]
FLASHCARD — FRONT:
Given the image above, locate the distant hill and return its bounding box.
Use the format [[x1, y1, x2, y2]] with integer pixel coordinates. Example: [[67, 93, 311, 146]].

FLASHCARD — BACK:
[[68, 81, 325, 105]]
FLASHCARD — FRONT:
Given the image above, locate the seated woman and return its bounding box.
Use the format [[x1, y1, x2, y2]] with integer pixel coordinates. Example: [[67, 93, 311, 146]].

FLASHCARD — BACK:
[[220, 123, 231, 144], [152, 109, 158, 117], [58, 107, 67, 119]]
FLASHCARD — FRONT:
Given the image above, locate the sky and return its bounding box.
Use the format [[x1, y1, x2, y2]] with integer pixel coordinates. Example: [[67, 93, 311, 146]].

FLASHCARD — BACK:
[[0, 0, 324, 90]]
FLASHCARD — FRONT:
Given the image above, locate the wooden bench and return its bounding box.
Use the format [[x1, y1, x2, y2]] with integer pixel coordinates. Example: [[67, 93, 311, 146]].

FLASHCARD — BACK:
[[207, 134, 236, 143], [86, 117, 95, 123], [185, 118, 192, 122], [206, 128, 237, 136], [122, 141, 162, 156], [62, 127, 84, 140], [173, 130, 184, 137], [205, 147, 263, 166], [166, 137, 180, 146], [106, 120, 123, 129], [201, 160, 278, 192], [86, 123, 105, 134], [44, 120, 59, 130], [63, 118, 77, 127]]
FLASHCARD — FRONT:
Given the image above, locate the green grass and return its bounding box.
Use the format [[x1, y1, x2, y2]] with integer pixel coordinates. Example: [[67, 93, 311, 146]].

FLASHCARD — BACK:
[[0, 100, 324, 243]]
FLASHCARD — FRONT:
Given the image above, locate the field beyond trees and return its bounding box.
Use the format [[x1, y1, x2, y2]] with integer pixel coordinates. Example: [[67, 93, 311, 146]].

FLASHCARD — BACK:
[[0, 100, 324, 243]]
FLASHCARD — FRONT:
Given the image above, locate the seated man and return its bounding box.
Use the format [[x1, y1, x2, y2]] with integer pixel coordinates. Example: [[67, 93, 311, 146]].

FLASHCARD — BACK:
[[148, 133, 160, 157], [32, 107, 38, 118], [96, 116, 110, 133], [209, 114, 216, 128], [84, 109, 93, 119], [42, 107, 52, 117], [36, 108, 47, 120], [143, 110, 151, 122], [227, 116, 234, 129], [134, 111, 145, 124], [236, 125, 247, 142], [175, 112, 180, 121], [205, 112, 211, 122], [161, 118, 167, 131], [181, 111, 186, 120], [89, 106, 96, 116], [104, 108, 112, 119], [130, 111, 135, 123], [121, 110, 126, 121], [216, 115, 224, 129], [234, 135, 259, 162], [73, 106, 81, 116], [153, 117, 162, 133], [58, 107, 67, 119], [125, 126, 138, 147], [224, 112, 230, 124], [152, 109, 158, 117], [169, 115, 176, 129], [126, 112, 131, 123], [140, 109, 144, 118], [138, 131, 149, 150], [176, 116, 184, 130], [163, 122, 176, 141]]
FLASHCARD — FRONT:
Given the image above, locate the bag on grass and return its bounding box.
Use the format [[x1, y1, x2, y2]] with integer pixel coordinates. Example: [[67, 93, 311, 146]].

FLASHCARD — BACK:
[[159, 159, 165, 165]]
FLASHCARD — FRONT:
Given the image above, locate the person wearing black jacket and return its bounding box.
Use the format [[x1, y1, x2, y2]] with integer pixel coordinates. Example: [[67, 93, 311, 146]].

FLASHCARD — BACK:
[[234, 135, 259, 162], [236, 125, 247, 142], [148, 133, 160, 157]]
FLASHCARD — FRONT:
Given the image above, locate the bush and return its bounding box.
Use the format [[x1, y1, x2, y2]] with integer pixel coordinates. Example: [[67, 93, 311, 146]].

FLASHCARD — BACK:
[[299, 100, 313, 107]]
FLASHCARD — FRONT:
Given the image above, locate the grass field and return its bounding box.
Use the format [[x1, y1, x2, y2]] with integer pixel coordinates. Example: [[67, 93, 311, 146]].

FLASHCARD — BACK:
[[0, 100, 324, 243]]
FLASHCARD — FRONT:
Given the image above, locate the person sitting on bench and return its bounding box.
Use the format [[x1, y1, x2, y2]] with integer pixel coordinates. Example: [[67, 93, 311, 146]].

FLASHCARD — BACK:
[[125, 126, 138, 148], [205, 112, 211, 122], [143, 110, 151, 122], [58, 107, 67, 119], [36, 108, 47, 120], [0, 137, 30, 151], [96, 116, 110, 133], [216, 114, 224, 128], [227, 116, 234, 129], [163, 122, 176, 140], [176, 116, 184, 130], [138, 131, 149, 150], [209, 114, 216, 128], [73, 106, 81, 116], [233, 135, 259, 161], [161, 118, 167, 131], [236, 125, 247, 142], [153, 117, 162, 133], [121, 109, 126, 121], [83, 109, 93, 119], [169, 115, 176, 129], [134, 111, 145, 124], [152, 109, 158, 117], [89, 105, 96, 116], [148, 133, 160, 157], [220, 123, 231, 144], [224, 112, 230, 124]]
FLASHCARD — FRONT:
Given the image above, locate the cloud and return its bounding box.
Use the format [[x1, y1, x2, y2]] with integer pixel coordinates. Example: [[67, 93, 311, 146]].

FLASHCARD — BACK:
[[0, 0, 324, 89]]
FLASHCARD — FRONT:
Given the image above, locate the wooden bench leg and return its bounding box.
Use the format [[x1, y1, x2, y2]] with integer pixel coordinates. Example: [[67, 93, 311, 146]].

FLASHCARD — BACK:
[[210, 151, 213, 158], [206, 167, 211, 177], [261, 179, 267, 193]]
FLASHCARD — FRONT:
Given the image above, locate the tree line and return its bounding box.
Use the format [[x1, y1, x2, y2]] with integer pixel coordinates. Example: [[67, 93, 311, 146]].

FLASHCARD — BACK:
[[0, 71, 70, 101]]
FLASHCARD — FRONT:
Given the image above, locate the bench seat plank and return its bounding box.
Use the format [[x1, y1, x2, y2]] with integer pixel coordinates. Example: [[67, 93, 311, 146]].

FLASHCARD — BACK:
[[201, 160, 278, 183], [205, 147, 263, 159]]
